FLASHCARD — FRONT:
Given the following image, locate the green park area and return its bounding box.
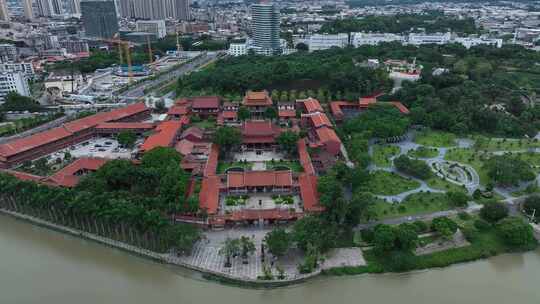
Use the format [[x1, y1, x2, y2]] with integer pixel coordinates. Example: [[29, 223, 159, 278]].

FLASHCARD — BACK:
[[407, 146, 439, 158], [444, 148, 489, 185], [414, 131, 457, 147], [370, 192, 453, 220], [425, 176, 467, 193], [372, 145, 400, 167], [472, 136, 540, 152], [364, 171, 420, 196]]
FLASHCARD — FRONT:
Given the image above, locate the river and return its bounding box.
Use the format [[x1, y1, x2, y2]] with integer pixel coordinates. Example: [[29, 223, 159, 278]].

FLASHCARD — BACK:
[[1, 214, 539, 304]]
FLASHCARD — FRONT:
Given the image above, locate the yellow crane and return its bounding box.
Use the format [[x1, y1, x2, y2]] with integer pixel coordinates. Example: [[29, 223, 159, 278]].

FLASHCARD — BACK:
[[108, 35, 133, 83]]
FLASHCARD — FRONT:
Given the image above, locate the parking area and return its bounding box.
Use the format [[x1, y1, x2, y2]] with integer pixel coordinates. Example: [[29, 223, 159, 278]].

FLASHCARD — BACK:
[[65, 137, 138, 159]]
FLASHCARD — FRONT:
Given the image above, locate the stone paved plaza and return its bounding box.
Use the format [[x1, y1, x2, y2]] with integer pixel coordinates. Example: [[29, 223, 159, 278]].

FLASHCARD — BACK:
[[174, 227, 366, 280]]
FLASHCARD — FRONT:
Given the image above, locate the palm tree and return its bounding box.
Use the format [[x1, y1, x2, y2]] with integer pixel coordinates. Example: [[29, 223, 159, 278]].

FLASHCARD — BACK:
[[240, 236, 256, 264], [219, 237, 240, 268]]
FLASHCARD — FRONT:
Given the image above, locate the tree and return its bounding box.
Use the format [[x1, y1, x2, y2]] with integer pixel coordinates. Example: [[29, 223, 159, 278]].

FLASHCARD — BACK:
[[480, 202, 509, 223], [394, 155, 432, 180], [293, 216, 337, 253], [296, 42, 308, 51], [373, 224, 397, 254], [395, 223, 419, 252], [276, 131, 300, 156], [264, 228, 291, 257], [237, 106, 250, 121], [219, 237, 241, 268], [155, 100, 166, 113], [431, 216, 458, 239], [117, 130, 137, 148], [484, 155, 535, 187], [239, 236, 256, 264], [496, 217, 537, 248], [141, 147, 182, 170], [523, 196, 540, 220], [212, 126, 241, 153], [264, 107, 278, 120], [446, 191, 469, 207], [1, 92, 43, 112], [347, 191, 375, 225]]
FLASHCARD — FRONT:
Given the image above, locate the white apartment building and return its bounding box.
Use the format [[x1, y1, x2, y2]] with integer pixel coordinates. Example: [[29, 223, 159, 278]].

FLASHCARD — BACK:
[[136, 20, 167, 39], [0, 72, 31, 103], [0, 44, 17, 63], [454, 37, 503, 49], [0, 62, 35, 79], [408, 32, 452, 45], [308, 33, 349, 51], [352, 33, 405, 47], [228, 43, 247, 56]]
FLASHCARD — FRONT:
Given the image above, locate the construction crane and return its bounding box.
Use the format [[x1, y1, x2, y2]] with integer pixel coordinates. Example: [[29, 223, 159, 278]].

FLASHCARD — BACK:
[[146, 35, 153, 64], [108, 34, 134, 84]]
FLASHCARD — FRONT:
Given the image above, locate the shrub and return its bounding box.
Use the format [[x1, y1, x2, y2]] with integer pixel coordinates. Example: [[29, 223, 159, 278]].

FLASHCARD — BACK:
[[474, 219, 491, 231], [496, 217, 537, 249], [480, 202, 509, 223], [523, 195, 540, 220], [458, 212, 471, 221], [431, 216, 458, 239], [412, 220, 429, 233], [360, 229, 374, 243], [447, 191, 469, 207]]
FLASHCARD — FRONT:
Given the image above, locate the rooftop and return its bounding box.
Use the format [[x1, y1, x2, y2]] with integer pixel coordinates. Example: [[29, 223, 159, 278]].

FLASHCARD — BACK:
[[140, 119, 185, 152], [227, 171, 293, 188]]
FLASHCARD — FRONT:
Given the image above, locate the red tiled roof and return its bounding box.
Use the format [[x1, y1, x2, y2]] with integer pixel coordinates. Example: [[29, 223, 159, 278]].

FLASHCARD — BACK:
[[316, 126, 341, 144], [305, 112, 332, 128], [227, 171, 293, 188], [140, 120, 184, 152], [0, 103, 149, 158], [191, 96, 221, 109], [300, 98, 323, 113], [299, 173, 323, 212], [278, 110, 296, 118], [329, 101, 351, 118], [241, 121, 280, 137], [175, 139, 195, 156], [47, 157, 108, 187], [95, 122, 155, 130], [180, 126, 204, 140], [242, 136, 276, 144], [2, 170, 44, 182], [297, 139, 315, 175], [243, 91, 272, 106], [222, 111, 237, 119], [203, 144, 219, 177], [359, 97, 377, 108], [199, 176, 220, 214], [391, 102, 410, 114], [167, 105, 190, 116]]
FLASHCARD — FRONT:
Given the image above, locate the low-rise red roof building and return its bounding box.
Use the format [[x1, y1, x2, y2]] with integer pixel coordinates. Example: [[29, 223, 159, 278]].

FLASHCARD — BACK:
[[95, 122, 155, 135], [139, 119, 186, 153], [297, 98, 323, 114], [46, 157, 108, 187], [241, 121, 281, 145], [330, 97, 410, 122], [243, 91, 273, 117]]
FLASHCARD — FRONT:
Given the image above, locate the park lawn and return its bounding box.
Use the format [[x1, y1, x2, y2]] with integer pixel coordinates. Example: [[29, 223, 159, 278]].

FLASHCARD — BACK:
[[265, 160, 303, 172], [407, 146, 439, 158], [414, 130, 457, 147], [216, 161, 252, 174], [193, 119, 216, 130], [365, 171, 420, 196], [372, 145, 400, 167], [370, 192, 453, 220], [444, 148, 489, 185], [472, 135, 540, 152], [513, 152, 540, 173], [426, 176, 467, 193]]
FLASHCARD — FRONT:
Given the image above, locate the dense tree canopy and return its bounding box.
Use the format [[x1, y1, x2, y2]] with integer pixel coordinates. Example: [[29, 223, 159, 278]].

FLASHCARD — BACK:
[[496, 217, 537, 249], [393, 155, 432, 180], [1, 92, 43, 113], [483, 155, 535, 187], [480, 202, 509, 223]]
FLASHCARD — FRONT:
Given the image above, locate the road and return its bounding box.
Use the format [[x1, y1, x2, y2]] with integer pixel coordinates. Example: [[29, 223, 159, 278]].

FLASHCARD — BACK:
[[117, 52, 221, 100]]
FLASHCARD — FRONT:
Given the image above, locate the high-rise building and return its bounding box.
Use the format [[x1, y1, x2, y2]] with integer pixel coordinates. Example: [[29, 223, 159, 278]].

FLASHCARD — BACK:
[[136, 20, 167, 39], [118, 0, 189, 21], [251, 3, 280, 55], [0, 0, 10, 21], [81, 0, 119, 39], [64, 0, 82, 14], [22, 0, 34, 20], [0, 72, 30, 103]]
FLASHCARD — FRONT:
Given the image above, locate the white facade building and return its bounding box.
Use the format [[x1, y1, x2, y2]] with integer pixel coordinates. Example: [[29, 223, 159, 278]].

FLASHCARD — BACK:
[[0, 44, 17, 63], [228, 42, 247, 57], [352, 33, 405, 47], [0, 63, 35, 79], [454, 37, 503, 49], [308, 33, 349, 51], [0, 72, 30, 103], [408, 32, 452, 45], [136, 20, 167, 39]]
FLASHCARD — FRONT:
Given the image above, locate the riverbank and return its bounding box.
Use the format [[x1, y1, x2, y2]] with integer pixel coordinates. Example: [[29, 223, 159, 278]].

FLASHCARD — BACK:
[[0, 208, 318, 288]]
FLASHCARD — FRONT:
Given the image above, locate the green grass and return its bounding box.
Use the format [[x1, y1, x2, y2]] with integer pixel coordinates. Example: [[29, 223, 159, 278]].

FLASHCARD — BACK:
[[414, 131, 457, 147], [472, 135, 540, 152], [216, 161, 252, 174], [372, 145, 400, 167], [193, 119, 216, 130], [370, 192, 453, 220], [365, 170, 420, 196], [426, 176, 467, 193], [407, 146, 439, 158], [444, 148, 489, 185], [265, 160, 303, 172]]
